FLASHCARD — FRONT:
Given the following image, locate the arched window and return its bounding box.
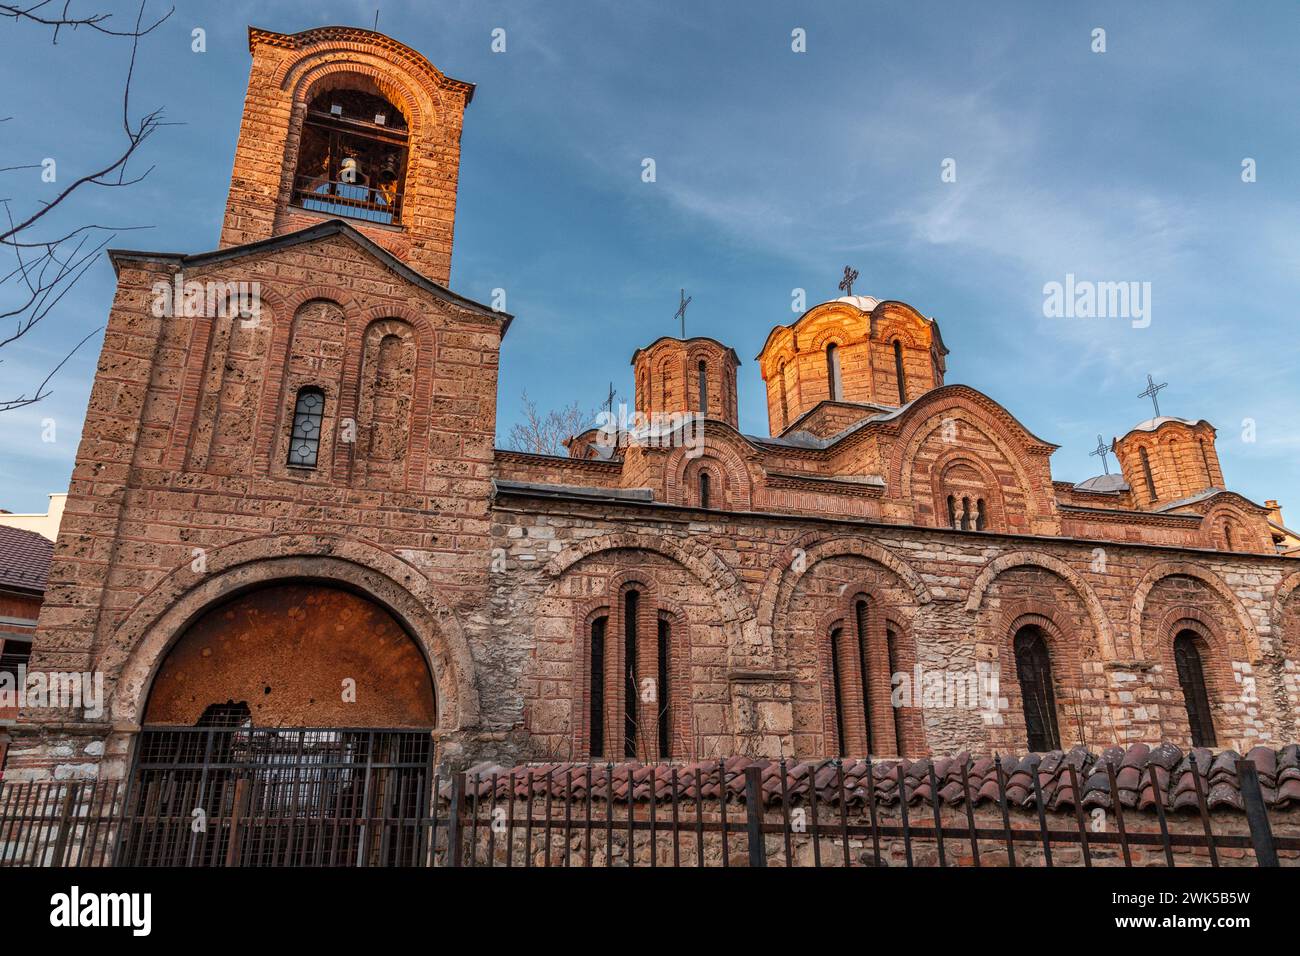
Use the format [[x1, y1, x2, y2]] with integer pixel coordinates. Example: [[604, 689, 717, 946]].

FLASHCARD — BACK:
[[1174, 631, 1216, 747], [657, 617, 672, 759], [947, 495, 958, 529], [854, 598, 873, 753], [589, 616, 607, 758], [825, 597, 903, 757], [974, 498, 987, 531], [886, 627, 906, 756], [1199, 440, 1214, 484], [1014, 626, 1060, 751], [293, 87, 408, 225], [778, 361, 789, 429], [894, 340, 907, 404], [698, 360, 708, 415], [1139, 447, 1158, 502], [587, 588, 677, 761], [826, 343, 842, 401], [624, 589, 639, 758], [828, 625, 847, 756], [287, 387, 325, 468], [698, 471, 711, 509], [1222, 520, 1235, 551]]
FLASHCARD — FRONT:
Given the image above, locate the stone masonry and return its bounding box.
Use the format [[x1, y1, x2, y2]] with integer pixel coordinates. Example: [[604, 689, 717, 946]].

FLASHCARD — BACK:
[[5, 25, 1298, 782]]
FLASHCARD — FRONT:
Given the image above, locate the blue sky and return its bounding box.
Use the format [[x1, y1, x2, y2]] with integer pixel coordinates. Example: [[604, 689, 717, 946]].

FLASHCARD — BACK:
[[1, 1, 1297, 517]]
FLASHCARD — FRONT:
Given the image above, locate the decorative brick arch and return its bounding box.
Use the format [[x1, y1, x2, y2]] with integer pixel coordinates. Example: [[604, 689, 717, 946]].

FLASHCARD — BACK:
[[892, 404, 1042, 514], [1129, 562, 1258, 661], [546, 545, 735, 759], [546, 532, 754, 631], [256, 288, 363, 475], [1271, 569, 1300, 644], [103, 534, 478, 734], [965, 551, 1116, 659], [757, 535, 931, 637], [276, 56, 446, 216], [1200, 501, 1270, 554], [930, 447, 1008, 533], [664, 435, 754, 510]]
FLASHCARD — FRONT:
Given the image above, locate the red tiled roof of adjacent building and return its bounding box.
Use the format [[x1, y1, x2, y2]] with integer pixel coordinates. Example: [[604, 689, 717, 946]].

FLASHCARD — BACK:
[[0, 524, 54, 593], [453, 743, 1300, 812]]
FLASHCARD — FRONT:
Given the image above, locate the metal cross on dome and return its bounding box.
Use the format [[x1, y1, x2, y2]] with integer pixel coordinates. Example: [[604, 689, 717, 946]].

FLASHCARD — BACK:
[[1090, 434, 1112, 475], [838, 265, 859, 297], [603, 381, 617, 415], [674, 288, 692, 338], [1138, 373, 1168, 418]]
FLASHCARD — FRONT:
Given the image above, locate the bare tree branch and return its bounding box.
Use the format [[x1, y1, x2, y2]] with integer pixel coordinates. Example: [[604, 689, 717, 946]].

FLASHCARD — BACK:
[[0, 0, 172, 42], [505, 391, 596, 457], [0, 0, 169, 410]]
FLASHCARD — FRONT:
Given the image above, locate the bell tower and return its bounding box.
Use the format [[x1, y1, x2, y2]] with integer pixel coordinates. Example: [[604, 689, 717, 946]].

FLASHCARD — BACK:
[[220, 26, 475, 285]]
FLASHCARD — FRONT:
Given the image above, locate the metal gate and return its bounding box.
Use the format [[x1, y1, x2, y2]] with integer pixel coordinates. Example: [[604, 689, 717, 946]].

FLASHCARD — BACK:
[[115, 725, 436, 866]]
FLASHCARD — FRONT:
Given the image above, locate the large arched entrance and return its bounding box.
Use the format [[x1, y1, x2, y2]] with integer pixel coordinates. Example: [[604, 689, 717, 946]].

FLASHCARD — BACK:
[[119, 582, 438, 866], [143, 582, 436, 726]]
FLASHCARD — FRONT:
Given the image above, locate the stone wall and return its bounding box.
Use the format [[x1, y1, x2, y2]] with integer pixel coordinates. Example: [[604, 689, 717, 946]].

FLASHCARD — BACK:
[[492, 490, 1298, 763]]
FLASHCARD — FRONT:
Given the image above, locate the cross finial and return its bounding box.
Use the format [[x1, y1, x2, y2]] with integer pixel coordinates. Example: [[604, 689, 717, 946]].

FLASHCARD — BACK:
[[603, 381, 617, 415], [838, 265, 859, 297], [1137, 373, 1168, 418], [1089, 434, 1112, 475], [673, 288, 692, 338]]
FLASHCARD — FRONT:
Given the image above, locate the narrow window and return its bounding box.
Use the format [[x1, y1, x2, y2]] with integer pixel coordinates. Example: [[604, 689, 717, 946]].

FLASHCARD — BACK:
[[699, 471, 711, 509], [288, 387, 325, 468], [894, 340, 907, 404], [657, 618, 671, 759], [961, 496, 972, 531], [698, 360, 708, 414], [1199, 440, 1214, 484], [624, 590, 639, 758], [829, 626, 846, 756], [778, 361, 789, 429], [1139, 447, 1157, 502], [975, 498, 987, 531], [1174, 631, 1217, 747], [590, 616, 607, 758], [1222, 521, 1234, 551], [1014, 627, 1060, 751], [886, 628, 905, 756], [826, 343, 842, 401], [854, 598, 872, 754], [947, 494, 958, 529]]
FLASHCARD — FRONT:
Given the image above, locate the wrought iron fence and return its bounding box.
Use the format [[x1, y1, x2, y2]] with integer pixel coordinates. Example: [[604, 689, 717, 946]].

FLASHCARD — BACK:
[[0, 752, 1294, 868]]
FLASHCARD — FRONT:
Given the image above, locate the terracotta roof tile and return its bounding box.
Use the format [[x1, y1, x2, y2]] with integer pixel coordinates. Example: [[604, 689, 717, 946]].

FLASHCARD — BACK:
[[452, 743, 1300, 814]]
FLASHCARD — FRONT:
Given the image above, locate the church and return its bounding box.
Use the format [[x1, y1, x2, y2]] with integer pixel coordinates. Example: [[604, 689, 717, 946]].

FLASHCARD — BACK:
[[6, 25, 1299, 785]]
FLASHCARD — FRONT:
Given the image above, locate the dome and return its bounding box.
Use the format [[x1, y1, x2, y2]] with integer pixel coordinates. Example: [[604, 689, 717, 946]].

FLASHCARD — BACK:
[[1075, 473, 1130, 493], [1131, 416, 1199, 433], [832, 295, 880, 312]]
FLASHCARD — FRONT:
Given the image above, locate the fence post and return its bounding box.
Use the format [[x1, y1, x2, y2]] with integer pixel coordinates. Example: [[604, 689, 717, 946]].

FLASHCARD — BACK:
[[447, 772, 466, 868], [1236, 759, 1278, 867], [50, 783, 79, 866], [743, 765, 766, 868], [225, 778, 249, 868]]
